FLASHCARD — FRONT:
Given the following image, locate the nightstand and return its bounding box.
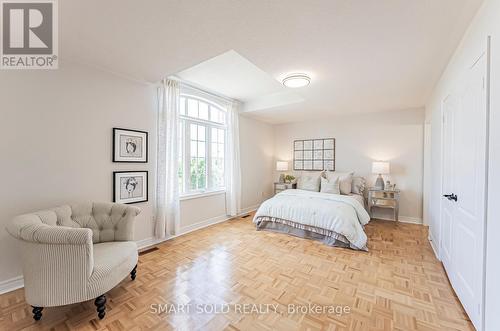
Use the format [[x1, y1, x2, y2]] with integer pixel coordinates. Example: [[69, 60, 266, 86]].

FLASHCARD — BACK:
[[274, 182, 296, 195], [367, 188, 400, 221]]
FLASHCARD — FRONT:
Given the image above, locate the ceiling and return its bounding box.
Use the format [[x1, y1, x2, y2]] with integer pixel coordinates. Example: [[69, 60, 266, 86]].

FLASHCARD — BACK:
[[176, 50, 305, 112], [176, 50, 286, 102], [60, 0, 483, 123]]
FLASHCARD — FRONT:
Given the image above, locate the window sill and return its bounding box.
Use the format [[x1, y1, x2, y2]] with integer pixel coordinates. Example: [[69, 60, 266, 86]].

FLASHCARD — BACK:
[[180, 190, 226, 201]]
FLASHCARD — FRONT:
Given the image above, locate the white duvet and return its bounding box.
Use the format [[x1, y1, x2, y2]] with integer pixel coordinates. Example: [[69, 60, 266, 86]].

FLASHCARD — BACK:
[[253, 189, 371, 249]]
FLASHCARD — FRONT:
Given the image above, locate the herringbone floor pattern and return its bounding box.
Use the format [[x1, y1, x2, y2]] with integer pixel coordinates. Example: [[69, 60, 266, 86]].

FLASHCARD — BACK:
[[0, 214, 473, 330]]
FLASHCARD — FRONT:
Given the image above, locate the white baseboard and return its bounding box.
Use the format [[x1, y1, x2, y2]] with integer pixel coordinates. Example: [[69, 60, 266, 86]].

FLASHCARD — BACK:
[[178, 214, 230, 236], [136, 237, 165, 250], [174, 205, 259, 237], [0, 275, 24, 295], [373, 216, 423, 224], [428, 233, 440, 260], [399, 216, 423, 224], [239, 204, 260, 215]]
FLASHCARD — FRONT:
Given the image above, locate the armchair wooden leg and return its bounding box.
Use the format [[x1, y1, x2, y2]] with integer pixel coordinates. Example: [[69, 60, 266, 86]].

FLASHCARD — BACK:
[[130, 264, 137, 280], [32, 306, 43, 321], [94, 295, 106, 319]]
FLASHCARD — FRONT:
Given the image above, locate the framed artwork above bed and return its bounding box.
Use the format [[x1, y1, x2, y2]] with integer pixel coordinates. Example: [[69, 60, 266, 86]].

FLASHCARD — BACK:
[[293, 138, 335, 171]]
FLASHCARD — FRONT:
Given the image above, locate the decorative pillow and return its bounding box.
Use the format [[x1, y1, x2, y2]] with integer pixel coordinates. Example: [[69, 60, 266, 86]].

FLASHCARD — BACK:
[[323, 171, 354, 195], [351, 176, 366, 195], [297, 174, 321, 192], [320, 176, 340, 194]]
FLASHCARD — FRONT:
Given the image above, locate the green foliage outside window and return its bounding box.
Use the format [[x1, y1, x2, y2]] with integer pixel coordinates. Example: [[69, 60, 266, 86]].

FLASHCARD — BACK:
[[190, 158, 206, 190]]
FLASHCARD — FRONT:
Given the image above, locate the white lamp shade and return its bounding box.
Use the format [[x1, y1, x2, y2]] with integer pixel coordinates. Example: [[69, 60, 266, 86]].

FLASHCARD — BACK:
[[276, 161, 289, 171], [372, 161, 390, 174]]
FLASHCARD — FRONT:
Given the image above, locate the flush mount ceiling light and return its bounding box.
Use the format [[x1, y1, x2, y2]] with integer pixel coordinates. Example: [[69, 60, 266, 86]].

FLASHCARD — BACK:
[[282, 73, 311, 88]]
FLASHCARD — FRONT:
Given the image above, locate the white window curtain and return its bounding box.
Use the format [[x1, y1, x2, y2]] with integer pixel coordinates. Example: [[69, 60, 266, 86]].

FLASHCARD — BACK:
[[155, 79, 180, 239], [225, 101, 242, 216]]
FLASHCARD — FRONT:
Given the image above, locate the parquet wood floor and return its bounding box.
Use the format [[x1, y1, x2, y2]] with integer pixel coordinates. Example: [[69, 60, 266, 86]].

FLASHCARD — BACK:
[[0, 214, 474, 331]]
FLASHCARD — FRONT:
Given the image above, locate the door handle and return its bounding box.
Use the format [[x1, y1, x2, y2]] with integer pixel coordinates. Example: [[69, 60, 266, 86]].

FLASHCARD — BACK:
[[443, 193, 458, 202]]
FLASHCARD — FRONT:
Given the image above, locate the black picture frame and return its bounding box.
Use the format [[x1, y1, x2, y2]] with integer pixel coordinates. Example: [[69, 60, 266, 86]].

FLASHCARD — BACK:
[[113, 171, 148, 204], [113, 128, 148, 163]]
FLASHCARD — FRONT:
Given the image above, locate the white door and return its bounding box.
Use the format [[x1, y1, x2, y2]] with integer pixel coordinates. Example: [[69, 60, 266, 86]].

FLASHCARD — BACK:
[[441, 94, 456, 274], [441, 52, 488, 329]]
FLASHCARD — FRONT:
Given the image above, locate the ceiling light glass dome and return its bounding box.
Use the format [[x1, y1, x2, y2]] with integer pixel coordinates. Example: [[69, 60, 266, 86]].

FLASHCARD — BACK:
[[282, 73, 311, 88]]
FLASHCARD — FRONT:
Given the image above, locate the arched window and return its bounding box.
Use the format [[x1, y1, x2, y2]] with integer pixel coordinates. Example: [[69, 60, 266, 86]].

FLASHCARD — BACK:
[[178, 93, 227, 196]]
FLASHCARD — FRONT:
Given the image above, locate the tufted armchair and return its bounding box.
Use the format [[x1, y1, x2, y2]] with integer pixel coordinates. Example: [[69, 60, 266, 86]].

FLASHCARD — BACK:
[[6, 202, 141, 320]]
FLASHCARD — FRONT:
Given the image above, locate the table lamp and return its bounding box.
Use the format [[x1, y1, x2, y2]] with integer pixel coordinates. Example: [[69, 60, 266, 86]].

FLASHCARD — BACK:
[[276, 161, 289, 183], [372, 161, 390, 190]]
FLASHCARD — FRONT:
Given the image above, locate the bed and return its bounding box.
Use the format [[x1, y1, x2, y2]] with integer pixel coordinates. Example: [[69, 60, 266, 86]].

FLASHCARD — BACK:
[[253, 189, 371, 250]]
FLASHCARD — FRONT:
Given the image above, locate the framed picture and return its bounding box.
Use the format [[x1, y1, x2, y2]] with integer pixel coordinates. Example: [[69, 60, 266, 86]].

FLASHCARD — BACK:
[[293, 138, 335, 171], [113, 128, 148, 163], [113, 171, 148, 204]]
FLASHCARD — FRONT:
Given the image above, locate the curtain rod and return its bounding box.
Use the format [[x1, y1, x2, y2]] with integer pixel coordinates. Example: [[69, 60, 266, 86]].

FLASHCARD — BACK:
[[168, 76, 239, 105]]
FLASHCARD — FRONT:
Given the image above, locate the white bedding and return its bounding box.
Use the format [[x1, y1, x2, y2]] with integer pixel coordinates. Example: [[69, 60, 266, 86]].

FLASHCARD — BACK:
[[347, 193, 365, 208], [254, 189, 371, 249]]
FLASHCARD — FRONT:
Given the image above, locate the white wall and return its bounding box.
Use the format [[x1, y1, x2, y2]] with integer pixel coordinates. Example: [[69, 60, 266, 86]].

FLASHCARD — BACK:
[[422, 123, 432, 226], [0, 61, 157, 284], [0, 61, 274, 289], [240, 115, 275, 208], [425, 0, 500, 329], [274, 109, 425, 222]]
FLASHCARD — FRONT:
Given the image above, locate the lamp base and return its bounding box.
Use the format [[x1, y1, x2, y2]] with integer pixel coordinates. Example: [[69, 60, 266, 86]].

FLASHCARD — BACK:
[[279, 174, 285, 183], [374, 175, 385, 190]]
